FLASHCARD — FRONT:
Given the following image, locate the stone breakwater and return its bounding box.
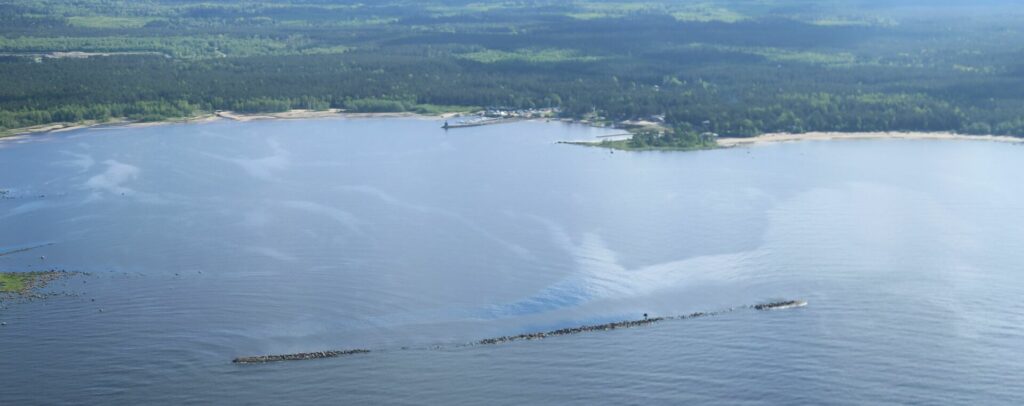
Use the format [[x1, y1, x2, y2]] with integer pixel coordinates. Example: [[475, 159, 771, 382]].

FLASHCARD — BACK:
[[752, 300, 808, 310], [232, 300, 806, 364], [0, 243, 55, 258], [233, 349, 370, 364], [476, 308, 751, 346], [479, 317, 667, 345]]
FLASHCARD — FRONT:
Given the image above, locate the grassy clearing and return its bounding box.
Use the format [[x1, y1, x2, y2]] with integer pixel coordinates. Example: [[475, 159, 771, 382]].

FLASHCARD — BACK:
[[278, 17, 397, 28], [689, 44, 860, 67], [0, 35, 320, 59], [755, 49, 858, 66], [0, 273, 31, 293], [565, 2, 745, 22], [296, 45, 352, 55], [568, 2, 660, 19], [812, 17, 895, 27], [458, 48, 600, 64], [0, 271, 76, 295], [67, 16, 162, 29], [672, 8, 746, 23]]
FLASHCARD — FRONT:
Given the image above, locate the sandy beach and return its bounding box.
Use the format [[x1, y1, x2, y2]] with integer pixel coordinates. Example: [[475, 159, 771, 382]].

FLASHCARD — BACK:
[[6, 115, 1022, 149], [717, 131, 1024, 147], [0, 109, 463, 141], [212, 109, 459, 122]]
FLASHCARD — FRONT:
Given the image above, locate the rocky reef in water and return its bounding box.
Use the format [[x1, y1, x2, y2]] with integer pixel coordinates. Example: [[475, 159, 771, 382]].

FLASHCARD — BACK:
[[0, 269, 80, 296], [1, 270, 86, 325]]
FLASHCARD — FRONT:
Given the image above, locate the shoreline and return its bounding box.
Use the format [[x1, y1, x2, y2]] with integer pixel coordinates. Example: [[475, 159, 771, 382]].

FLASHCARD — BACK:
[[565, 130, 1024, 150], [212, 109, 463, 122], [0, 109, 465, 142], [5, 114, 1023, 149], [717, 131, 1024, 147]]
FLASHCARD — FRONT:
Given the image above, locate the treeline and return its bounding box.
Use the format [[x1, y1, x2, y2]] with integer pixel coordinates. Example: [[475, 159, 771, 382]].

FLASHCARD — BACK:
[[0, 92, 468, 129], [619, 128, 718, 150], [3, 50, 1024, 136], [0, 100, 198, 129], [2, 1, 1024, 138], [0, 97, 326, 128]]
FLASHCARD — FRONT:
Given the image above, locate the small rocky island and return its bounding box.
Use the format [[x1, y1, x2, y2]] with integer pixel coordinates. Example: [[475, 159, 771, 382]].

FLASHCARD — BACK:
[[0, 270, 85, 322], [0, 270, 76, 296]]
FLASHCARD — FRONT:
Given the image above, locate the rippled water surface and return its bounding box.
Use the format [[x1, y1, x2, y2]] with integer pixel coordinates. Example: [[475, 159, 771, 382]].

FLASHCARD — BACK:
[[1, 119, 1022, 404]]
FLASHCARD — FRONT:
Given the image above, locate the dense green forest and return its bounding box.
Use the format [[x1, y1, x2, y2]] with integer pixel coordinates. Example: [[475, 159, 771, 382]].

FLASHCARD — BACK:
[[2, 0, 1024, 141], [585, 129, 719, 151]]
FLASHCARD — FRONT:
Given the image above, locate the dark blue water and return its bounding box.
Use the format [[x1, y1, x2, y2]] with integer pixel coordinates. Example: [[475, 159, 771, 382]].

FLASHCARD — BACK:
[[1, 118, 1022, 404]]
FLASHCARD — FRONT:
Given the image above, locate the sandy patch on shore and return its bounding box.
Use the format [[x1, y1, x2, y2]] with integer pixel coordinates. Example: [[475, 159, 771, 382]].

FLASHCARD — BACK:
[[214, 109, 459, 122], [6, 122, 102, 137], [717, 131, 1024, 147], [1, 109, 465, 142]]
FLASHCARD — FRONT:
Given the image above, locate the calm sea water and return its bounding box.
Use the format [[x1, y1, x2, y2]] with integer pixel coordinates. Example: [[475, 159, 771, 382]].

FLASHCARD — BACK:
[[1, 118, 1022, 404]]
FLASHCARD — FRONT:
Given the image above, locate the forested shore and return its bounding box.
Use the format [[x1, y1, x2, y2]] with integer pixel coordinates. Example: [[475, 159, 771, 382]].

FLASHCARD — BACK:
[[2, 1, 1024, 146]]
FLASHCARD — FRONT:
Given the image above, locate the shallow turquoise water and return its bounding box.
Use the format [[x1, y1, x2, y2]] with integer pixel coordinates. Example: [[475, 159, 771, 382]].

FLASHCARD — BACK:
[[1, 119, 1022, 404]]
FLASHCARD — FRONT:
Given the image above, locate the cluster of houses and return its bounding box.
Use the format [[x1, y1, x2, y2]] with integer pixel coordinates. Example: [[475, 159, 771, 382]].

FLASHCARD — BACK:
[[482, 107, 558, 119], [474, 107, 720, 141]]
